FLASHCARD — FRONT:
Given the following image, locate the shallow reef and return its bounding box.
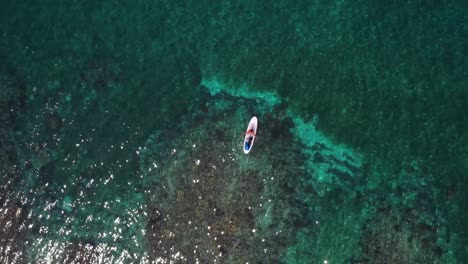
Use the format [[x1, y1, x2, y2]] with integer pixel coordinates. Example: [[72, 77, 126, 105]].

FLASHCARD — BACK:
[[139, 82, 372, 263], [2, 75, 455, 263]]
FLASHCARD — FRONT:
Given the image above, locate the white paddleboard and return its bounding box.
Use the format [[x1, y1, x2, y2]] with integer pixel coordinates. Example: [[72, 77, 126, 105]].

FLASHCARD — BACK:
[[243, 116, 258, 154]]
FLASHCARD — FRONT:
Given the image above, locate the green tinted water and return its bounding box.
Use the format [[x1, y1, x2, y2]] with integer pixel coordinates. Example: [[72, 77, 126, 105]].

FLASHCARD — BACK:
[[0, 0, 466, 263]]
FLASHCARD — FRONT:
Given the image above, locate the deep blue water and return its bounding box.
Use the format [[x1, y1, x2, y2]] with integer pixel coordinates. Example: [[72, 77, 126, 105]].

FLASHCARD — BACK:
[[1, 1, 467, 263]]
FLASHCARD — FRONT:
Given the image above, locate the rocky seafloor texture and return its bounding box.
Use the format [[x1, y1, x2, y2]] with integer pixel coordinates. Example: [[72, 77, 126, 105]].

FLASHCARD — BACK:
[[1, 0, 466, 263], [138, 81, 365, 262], [1, 67, 457, 263]]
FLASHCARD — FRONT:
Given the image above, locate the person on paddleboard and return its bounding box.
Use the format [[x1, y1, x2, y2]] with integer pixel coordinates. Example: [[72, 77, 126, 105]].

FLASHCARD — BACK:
[[245, 129, 256, 149], [246, 128, 256, 137], [244, 116, 258, 154]]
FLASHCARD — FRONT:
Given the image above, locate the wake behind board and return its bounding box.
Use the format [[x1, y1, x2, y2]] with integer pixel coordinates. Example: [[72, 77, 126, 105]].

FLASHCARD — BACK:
[[243, 116, 258, 154]]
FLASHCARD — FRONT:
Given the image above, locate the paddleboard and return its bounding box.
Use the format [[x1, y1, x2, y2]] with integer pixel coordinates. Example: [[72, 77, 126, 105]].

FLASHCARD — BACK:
[[243, 116, 258, 154]]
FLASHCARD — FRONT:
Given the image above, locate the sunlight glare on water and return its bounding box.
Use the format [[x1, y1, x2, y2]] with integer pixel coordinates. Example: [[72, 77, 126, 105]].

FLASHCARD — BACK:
[[0, 1, 466, 263]]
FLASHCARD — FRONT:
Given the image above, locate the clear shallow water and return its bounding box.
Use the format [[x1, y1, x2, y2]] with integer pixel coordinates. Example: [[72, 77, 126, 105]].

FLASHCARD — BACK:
[[1, 1, 467, 263]]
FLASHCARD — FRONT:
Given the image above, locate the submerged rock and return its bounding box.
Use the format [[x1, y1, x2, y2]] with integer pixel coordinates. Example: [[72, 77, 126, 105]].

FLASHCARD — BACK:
[[140, 81, 365, 263]]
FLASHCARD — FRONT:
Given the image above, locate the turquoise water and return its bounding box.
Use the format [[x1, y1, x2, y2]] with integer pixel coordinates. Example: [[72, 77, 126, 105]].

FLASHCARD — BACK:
[[1, 1, 467, 263]]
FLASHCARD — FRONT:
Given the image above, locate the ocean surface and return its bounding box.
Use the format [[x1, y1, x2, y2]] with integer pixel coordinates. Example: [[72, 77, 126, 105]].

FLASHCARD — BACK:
[[0, 1, 467, 263]]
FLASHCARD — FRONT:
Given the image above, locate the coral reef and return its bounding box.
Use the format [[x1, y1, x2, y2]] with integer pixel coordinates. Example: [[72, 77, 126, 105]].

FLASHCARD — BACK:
[[139, 83, 369, 263], [140, 86, 299, 262]]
